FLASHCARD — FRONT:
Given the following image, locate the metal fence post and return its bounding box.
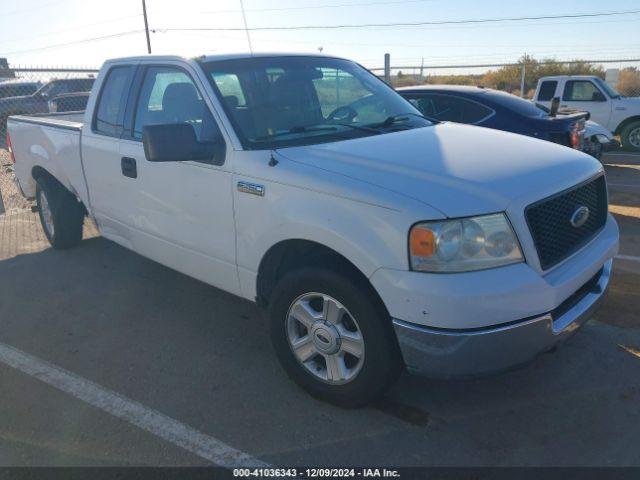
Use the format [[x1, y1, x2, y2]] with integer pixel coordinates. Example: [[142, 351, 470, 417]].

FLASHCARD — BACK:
[[384, 53, 391, 84], [520, 63, 526, 98]]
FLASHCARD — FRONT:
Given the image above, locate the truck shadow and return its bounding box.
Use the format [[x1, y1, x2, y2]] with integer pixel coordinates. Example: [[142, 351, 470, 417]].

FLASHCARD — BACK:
[[0, 236, 639, 465]]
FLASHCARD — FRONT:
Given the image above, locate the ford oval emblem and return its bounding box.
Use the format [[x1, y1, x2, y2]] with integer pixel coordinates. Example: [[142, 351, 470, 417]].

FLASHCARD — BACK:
[[570, 206, 590, 228]]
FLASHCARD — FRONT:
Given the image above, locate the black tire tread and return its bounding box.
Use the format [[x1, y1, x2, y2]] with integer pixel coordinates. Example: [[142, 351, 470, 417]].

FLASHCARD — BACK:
[[620, 120, 640, 152], [36, 176, 84, 249]]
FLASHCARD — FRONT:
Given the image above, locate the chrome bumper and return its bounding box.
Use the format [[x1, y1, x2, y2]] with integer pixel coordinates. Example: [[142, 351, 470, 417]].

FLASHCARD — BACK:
[[393, 259, 612, 378]]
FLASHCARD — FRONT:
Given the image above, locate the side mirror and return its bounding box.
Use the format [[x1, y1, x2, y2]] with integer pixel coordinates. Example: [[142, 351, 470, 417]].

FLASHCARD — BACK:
[[549, 97, 560, 117], [592, 91, 606, 102], [142, 123, 220, 163]]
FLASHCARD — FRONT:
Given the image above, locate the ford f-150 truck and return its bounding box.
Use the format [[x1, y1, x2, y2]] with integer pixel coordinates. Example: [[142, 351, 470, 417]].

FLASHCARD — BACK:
[[6, 54, 619, 407], [534, 75, 640, 151]]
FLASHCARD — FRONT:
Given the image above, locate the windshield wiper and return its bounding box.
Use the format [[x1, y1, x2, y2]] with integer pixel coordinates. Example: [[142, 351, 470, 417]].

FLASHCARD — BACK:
[[254, 122, 381, 141], [314, 122, 383, 134], [254, 125, 345, 141], [371, 112, 437, 129]]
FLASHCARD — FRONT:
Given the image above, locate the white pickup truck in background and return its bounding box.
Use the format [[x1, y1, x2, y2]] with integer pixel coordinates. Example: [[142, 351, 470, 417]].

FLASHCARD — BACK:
[[6, 54, 618, 407], [533, 75, 640, 151]]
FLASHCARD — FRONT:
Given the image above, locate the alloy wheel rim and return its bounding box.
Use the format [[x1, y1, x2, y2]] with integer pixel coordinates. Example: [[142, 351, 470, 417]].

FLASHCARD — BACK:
[[39, 189, 55, 238], [286, 292, 365, 385], [629, 127, 640, 148]]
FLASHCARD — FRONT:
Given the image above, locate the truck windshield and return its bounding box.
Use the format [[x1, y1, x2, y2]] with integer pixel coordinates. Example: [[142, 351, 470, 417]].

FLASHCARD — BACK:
[[594, 78, 621, 99], [201, 56, 431, 150]]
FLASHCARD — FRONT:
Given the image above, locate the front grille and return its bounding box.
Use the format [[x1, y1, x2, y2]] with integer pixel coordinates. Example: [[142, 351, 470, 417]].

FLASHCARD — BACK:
[[526, 176, 608, 270]]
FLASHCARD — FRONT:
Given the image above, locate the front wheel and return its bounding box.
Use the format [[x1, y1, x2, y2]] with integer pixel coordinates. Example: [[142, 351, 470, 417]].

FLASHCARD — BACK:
[[620, 121, 640, 152], [268, 266, 402, 407]]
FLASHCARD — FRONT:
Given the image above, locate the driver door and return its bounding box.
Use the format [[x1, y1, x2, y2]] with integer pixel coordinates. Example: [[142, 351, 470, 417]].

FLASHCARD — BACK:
[[561, 79, 612, 127], [118, 64, 240, 295]]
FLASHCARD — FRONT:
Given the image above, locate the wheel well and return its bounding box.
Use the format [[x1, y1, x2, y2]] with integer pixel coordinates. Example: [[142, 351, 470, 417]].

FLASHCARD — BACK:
[[256, 239, 380, 308], [32, 165, 56, 182], [614, 116, 640, 135], [31, 166, 87, 215]]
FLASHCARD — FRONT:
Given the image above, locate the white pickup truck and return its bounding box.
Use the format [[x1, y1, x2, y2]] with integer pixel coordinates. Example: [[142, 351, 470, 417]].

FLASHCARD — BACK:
[[534, 75, 640, 151], [7, 54, 619, 407]]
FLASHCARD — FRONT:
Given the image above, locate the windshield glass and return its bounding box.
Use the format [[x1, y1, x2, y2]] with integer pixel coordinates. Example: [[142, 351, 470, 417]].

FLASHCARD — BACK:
[[201, 56, 431, 150], [594, 77, 621, 98]]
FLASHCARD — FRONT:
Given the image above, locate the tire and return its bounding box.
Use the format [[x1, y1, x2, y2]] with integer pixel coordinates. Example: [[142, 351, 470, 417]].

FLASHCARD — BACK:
[[35, 176, 84, 249], [587, 138, 603, 161], [620, 121, 640, 152], [268, 266, 402, 407]]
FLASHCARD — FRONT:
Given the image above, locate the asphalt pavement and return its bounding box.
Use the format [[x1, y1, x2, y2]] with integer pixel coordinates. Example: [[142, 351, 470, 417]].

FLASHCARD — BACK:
[[0, 152, 638, 467]]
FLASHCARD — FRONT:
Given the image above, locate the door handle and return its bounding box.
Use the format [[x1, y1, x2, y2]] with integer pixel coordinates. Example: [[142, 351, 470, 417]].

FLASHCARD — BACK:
[[121, 157, 137, 179]]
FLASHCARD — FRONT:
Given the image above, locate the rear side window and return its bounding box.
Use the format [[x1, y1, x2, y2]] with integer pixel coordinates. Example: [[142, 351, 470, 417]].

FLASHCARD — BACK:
[[563, 81, 604, 102], [94, 66, 133, 136], [407, 94, 493, 124], [538, 81, 557, 101]]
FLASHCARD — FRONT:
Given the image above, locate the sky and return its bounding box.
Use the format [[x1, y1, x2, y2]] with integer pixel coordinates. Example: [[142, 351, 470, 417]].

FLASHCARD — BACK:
[[0, 0, 639, 72]]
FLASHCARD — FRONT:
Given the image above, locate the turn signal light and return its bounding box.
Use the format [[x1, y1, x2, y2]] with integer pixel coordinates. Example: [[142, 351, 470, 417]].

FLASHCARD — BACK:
[[409, 226, 435, 257]]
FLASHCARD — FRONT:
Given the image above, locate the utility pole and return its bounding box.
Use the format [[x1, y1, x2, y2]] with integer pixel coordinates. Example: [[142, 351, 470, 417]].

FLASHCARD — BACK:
[[384, 53, 391, 84], [142, 0, 152, 54]]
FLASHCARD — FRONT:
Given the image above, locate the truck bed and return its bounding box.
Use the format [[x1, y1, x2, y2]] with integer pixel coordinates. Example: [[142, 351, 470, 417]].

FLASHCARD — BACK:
[[9, 112, 84, 130], [7, 112, 89, 205]]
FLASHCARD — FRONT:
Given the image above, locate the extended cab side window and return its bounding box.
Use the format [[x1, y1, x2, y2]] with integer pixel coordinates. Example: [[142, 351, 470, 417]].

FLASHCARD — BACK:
[[94, 66, 133, 136], [538, 81, 557, 101], [563, 80, 605, 102]]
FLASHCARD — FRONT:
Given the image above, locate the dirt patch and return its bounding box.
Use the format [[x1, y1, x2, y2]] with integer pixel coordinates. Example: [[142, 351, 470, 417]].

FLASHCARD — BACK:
[[609, 191, 640, 257], [598, 268, 640, 329]]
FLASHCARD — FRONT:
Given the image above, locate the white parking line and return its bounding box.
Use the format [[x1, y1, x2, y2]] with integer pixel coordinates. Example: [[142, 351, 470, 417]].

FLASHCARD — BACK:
[[0, 341, 268, 468], [617, 255, 640, 263]]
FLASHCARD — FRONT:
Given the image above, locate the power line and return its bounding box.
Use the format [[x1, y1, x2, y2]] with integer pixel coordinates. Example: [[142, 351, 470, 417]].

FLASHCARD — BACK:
[[165, 26, 639, 51], [0, 30, 145, 57], [0, 15, 142, 46], [199, 0, 436, 14], [155, 8, 640, 31]]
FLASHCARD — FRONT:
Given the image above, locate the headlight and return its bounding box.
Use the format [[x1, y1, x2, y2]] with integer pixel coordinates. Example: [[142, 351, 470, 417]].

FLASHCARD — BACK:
[[409, 213, 523, 272]]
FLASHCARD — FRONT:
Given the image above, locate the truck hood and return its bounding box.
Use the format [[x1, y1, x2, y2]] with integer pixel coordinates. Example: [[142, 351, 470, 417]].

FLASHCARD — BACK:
[[278, 123, 602, 217]]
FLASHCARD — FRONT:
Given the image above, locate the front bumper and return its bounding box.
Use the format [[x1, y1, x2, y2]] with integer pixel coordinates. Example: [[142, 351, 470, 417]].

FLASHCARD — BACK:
[[393, 258, 612, 378]]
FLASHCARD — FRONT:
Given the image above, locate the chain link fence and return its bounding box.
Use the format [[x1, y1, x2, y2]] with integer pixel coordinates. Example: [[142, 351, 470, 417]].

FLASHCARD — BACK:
[[371, 58, 640, 99], [0, 67, 99, 142]]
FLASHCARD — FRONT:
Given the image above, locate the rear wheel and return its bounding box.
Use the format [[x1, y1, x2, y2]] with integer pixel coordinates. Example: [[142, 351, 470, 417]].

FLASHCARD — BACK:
[[36, 176, 84, 249], [620, 121, 640, 152], [268, 266, 402, 407], [586, 137, 603, 160]]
